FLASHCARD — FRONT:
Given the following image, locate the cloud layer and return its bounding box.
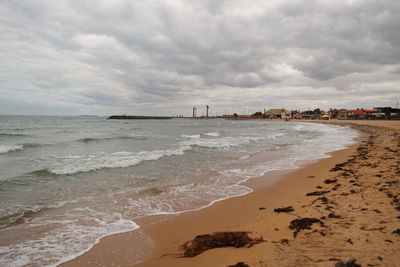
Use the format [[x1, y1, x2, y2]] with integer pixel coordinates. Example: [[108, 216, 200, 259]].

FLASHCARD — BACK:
[[1, 0, 399, 115]]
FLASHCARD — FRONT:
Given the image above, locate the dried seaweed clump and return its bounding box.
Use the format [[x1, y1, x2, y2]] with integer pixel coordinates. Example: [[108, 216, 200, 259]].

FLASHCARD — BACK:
[[306, 190, 330, 196], [324, 179, 337, 184], [289, 218, 324, 237], [181, 231, 263, 257], [335, 259, 361, 267], [274, 206, 294, 213], [228, 262, 250, 267]]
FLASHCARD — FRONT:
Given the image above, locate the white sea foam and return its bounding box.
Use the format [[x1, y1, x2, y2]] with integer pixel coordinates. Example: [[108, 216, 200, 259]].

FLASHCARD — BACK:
[[0, 212, 139, 267], [182, 136, 261, 148], [0, 144, 23, 154], [181, 134, 201, 139], [46, 146, 191, 175], [204, 132, 220, 137]]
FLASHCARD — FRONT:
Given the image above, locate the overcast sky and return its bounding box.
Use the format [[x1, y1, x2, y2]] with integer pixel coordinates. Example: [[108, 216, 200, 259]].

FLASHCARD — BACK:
[[1, 0, 399, 116]]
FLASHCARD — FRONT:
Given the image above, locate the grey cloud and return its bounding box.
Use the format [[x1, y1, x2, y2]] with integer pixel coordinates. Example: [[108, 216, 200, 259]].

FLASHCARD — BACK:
[[0, 0, 399, 115]]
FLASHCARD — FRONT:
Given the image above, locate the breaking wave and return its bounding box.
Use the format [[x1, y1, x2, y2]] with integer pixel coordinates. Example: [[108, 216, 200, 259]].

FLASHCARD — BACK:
[[0, 145, 24, 154], [45, 146, 192, 175], [77, 135, 148, 143]]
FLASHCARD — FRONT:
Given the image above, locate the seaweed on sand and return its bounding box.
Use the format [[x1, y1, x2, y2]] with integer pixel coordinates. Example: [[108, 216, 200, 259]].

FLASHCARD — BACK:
[[228, 262, 250, 267], [324, 179, 337, 184], [274, 206, 294, 213], [335, 259, 361, 267], [181, 232, 264, 257], [306, 191, 330, 196], [289, 218, 324, 237]]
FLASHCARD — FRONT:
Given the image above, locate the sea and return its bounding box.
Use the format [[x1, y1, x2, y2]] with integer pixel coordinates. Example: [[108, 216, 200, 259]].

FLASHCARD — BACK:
[[0, 116, 358, 266]]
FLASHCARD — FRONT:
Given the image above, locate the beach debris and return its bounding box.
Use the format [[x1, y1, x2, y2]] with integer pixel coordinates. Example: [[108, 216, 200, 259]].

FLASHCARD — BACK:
[[330, 162, 348, 172], [335, 259, 361, 267], [181, 232, 264, 257], [306, 190, 330, 196], [228, 262, 249, 267], [273, 206, 294, 213], [347, 239, 353, 244], [332, 184, 341, 191], [324, 179, 337, 184], [328, 213, 342, 219], [288, 218, 324, 237], [314, 196, 329, 204], [392, 229, 400, 235], [258, 207, 266, 210], [280, 239, 289, 245]]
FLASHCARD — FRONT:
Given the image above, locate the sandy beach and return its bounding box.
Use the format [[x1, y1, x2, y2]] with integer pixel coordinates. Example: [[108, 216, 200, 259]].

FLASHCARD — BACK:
[[64, 120, 400, 267]]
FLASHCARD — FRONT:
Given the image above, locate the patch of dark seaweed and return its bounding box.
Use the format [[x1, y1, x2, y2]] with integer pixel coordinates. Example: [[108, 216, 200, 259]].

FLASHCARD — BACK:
[[273, 206, 294, 213], [332, 184, 341, 191], [280, 239, 289, 245], [324, 179, 337, 184], [181, 232, 264, 257], [288, 218, 324, 237], [228, 262, 250, 267], [328, 213, 342, 219], [306, 190, 330, 196], [335, 259, 361, 267]]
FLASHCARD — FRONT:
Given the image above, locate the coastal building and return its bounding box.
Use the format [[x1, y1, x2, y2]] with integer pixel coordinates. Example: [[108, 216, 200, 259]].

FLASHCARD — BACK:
[[373, 107, 400, 119], [337, 109, 349, 119], [365, 109, 377, 119], [348, 109, 366, 119], [328, 108, 340, 119], [291, 110, 301, 119], [264, 108, 289, 119], [300, 110, 315, 120]]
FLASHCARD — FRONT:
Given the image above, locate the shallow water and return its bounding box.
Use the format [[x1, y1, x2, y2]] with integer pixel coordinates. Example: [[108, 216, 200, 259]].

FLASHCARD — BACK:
[[0, 116, 358, 266]]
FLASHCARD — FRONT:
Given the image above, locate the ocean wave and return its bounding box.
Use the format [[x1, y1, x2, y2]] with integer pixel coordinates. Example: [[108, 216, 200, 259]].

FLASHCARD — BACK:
[[0, 211, 140, 267], [0, 133, 28, 137], [204, 132, 220, 137], [0, 144, 24, 154], [77, 135, 147, 143], [181, 134, 201, 139], [22, 143, 47, 148], [0, 207, 45, 230], [29, 169, 55, 177], [182, 136, 261, 148], [45, 146, 191, 175]]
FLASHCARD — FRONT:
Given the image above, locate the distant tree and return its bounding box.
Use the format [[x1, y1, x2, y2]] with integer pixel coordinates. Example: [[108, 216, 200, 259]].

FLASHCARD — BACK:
[[234, 113, 238, 119], [313, 108, 321, 116], [252, 111, 263, 117]]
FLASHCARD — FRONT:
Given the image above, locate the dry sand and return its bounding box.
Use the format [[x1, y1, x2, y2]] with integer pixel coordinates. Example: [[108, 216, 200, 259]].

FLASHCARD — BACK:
[[64, 120, 400, 267]]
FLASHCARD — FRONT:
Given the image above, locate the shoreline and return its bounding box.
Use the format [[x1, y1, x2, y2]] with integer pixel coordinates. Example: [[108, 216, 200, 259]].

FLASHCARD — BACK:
[[63, 120, 400, 266]]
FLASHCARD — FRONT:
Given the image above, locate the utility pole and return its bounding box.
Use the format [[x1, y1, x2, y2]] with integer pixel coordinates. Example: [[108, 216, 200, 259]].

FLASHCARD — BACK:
[[206, 105, 209, 118], [193, 107, 197, 118]]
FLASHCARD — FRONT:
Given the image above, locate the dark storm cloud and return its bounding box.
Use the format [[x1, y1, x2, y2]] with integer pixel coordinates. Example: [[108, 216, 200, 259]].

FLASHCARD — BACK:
[[0, 0, 399, 115]]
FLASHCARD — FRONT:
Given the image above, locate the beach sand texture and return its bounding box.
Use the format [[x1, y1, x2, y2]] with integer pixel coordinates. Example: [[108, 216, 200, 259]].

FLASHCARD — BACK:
[[64, 120, 400, 267]]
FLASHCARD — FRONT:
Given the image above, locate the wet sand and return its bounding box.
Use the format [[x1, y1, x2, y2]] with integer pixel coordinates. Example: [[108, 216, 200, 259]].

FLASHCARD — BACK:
[[64, 120, 400, 267]]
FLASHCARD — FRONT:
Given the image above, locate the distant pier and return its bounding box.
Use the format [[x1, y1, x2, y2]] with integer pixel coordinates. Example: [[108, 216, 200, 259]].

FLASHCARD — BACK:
[[108, 115, 173, 120]]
